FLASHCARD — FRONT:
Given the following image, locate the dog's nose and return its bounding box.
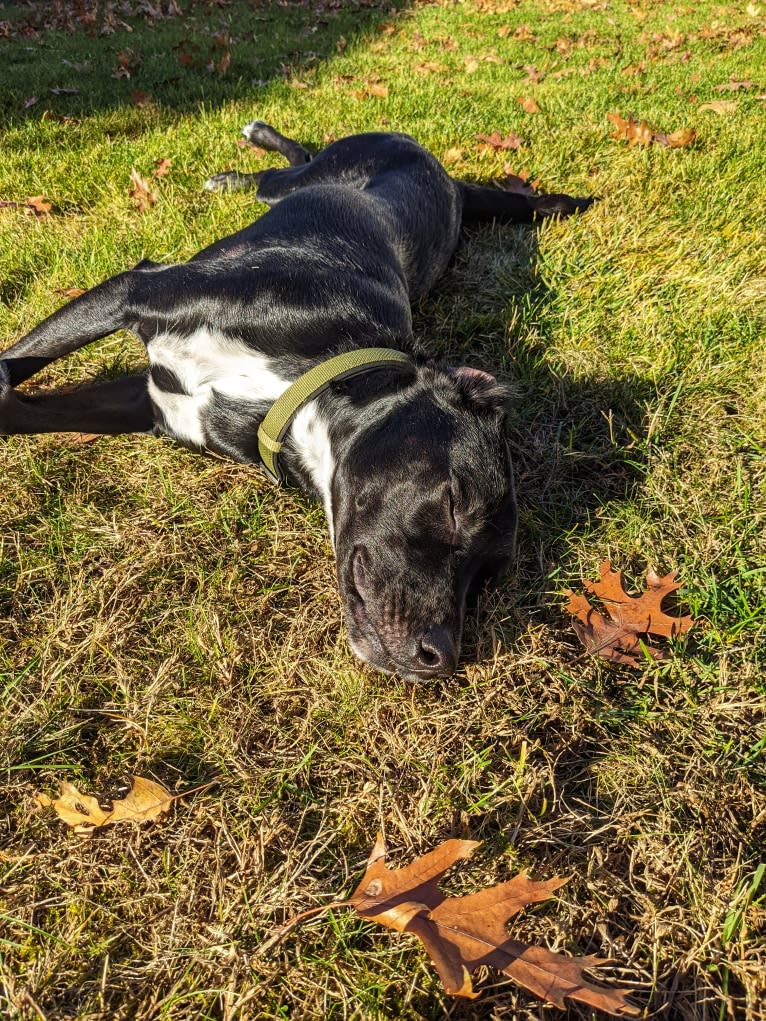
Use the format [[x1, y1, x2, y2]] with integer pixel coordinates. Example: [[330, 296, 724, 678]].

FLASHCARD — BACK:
[[413, 624, 458, 677]]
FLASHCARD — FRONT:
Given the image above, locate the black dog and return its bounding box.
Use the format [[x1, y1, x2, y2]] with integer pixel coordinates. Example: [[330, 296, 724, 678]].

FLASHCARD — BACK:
[[0, 123, 590, 680]]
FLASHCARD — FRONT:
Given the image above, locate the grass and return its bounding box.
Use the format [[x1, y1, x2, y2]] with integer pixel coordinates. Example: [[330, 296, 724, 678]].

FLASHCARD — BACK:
[[1, 0, 765, 1018]]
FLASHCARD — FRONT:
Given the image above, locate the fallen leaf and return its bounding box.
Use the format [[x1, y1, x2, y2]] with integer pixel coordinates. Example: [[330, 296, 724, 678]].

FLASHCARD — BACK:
[[607, 112, 654, 146], [24, 195, 52, 217], [413, 60, 447, 74], [67, 432, 102, 445], [128, 169, 157, 212], [24, 95, 38, 108], [565, 559, 693, 666], [154, 157, 172, 177], [464, 56, 480, 73], [654, 127, 696, 148], [266, 835, 639, 1015], [517, 95, 540, 114], [113, 49, 137, 79], [53, 287, 86, 298], [442, 147, 464, 165], [366, 81, 388, 98], [499, 165, 539, 193], [475, 130, 524, 152], [214, 50, 231, 75], [49, 86, 79, 96], [131, 89, 153, 107], [35, 776, 173, 834], [717, 79, 756, 91], [607, 112, 694, 149], [698, 100, 738, 114]]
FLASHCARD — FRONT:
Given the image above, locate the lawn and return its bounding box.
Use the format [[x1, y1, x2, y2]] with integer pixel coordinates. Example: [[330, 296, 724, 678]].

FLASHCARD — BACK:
[[1, 0, 765, 1018]]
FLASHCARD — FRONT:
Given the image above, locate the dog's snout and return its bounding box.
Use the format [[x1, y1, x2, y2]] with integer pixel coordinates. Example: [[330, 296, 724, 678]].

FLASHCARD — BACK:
[[412, 624, 458, 678]]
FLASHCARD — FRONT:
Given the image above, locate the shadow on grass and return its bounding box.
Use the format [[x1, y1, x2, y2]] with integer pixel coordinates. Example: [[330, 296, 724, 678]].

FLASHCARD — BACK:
[[416, 220, 654, 663], [0, 0, 408, 126]]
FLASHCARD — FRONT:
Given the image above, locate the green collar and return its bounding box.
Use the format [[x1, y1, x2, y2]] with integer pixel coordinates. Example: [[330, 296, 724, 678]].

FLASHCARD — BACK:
[[257, 347, 412, 485]]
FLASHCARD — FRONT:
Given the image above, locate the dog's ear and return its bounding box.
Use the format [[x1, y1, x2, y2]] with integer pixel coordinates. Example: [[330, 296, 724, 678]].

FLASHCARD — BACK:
[[449, 365, 509, 414]]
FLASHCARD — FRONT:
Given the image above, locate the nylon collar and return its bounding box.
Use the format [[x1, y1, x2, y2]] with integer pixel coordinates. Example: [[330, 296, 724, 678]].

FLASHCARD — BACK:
[[257, 347, 412, 485]]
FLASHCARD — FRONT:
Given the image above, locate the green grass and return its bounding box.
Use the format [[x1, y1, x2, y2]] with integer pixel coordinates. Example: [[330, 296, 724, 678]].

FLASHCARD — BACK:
[[1, 0, 765, 1018]]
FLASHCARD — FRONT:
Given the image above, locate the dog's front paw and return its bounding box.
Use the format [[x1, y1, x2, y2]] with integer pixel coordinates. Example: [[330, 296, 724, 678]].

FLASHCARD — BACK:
[[535, 194, 595, 219], [203, 171, 255, 194]]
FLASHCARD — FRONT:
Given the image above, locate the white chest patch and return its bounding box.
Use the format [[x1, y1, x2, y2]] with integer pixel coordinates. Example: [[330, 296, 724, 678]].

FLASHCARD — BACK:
[[147, 328, 288, 447], [147, 329, 336, 526], [291, 404, 336, 539]]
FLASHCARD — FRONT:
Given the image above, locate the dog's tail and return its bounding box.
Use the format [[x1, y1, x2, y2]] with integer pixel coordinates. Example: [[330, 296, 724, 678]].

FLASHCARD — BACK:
[[458, 181, 593, 225]]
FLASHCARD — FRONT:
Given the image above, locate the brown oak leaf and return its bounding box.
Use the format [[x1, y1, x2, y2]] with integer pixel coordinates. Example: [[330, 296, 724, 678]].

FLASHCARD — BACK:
[[565, 559, 693, 666], [517, 95, 541, 114], [653, 127, 697, 148], [35, 776, 173, 834], [608, 112, 695, 149], [128, 169, 157, 211], [154, 158, 173, 177], [475, 130, 524, 152], [264, 835, 639, 1015]]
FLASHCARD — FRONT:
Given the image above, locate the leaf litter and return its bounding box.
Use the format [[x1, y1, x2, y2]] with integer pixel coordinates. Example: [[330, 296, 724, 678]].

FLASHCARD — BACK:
[[608, 112, 696, 148], [35, 776, 174, 834], [261, 834, 639, 1015], [565, 559, 694, 666]]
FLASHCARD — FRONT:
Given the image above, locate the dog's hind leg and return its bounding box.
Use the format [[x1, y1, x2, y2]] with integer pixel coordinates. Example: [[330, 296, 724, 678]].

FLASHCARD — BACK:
[[241, 121, 312, 166], [204, 122, 312, 194], [0, 272, 136, 387], [0, 371, 153, 437], [458, 181, 593, 225]]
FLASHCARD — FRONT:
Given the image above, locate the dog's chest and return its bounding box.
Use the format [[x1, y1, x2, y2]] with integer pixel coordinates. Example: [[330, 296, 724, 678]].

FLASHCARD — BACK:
[[145, 329, 336, 524], [146, 328, 288, 447]]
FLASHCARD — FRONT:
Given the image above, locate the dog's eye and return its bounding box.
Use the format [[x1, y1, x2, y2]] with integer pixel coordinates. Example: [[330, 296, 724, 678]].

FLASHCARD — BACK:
[[446, 483, 459, 536], [352, 546, 368, 597]]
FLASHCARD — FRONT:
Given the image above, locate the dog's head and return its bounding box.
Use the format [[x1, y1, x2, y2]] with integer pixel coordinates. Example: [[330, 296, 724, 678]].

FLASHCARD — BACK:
[[332, 364, 517, 681]]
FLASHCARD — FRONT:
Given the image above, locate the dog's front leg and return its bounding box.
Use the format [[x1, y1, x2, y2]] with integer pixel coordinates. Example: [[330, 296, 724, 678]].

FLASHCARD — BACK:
[[0, 370, 153, 437], [0, 271, 137, 387]]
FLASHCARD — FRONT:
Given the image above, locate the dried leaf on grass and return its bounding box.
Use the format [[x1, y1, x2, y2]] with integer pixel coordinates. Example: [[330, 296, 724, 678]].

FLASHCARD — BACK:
[[498, 164, 540, 194], [35, 776, 173, 834], [608, 112, 696, 148], [0, 196, 52, 217], [263, 834, 639, 1015], [565, 559, 693, 666], [717, 79, 756, 91], [128, 169, 157, 211], [131, 89, 154, 107], [517, 95, 541, 114], [475, 130, 524, 152], [698, 100, 738, 114], [154, 158, 172, 177]]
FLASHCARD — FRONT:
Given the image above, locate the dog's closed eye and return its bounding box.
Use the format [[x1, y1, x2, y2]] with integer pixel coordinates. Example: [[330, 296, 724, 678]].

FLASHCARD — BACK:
[[352, 546, 368, 597]]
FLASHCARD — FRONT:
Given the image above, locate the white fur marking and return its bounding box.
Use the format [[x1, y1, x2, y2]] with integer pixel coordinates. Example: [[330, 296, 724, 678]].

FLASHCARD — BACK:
[[147, 329, 288, 447], [291, 403, 336, 538], [147, 329, 336, 529]]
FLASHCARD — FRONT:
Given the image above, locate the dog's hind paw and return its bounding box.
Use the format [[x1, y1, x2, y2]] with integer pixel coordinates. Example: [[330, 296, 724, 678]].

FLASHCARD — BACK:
[[203, 171, 257, 193], [241, 120, 277, 146]]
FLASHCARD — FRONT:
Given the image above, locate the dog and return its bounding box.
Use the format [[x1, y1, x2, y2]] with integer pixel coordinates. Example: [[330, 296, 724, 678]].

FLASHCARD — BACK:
[[0, 122, 590, 681]]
